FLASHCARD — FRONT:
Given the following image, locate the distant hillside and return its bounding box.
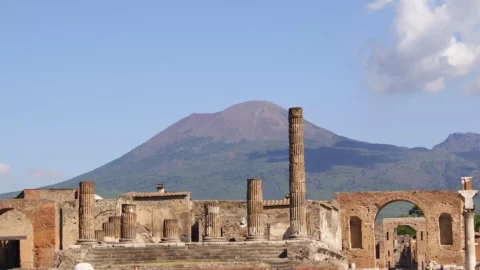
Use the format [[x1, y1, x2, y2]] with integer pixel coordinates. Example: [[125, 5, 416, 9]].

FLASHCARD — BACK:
[[3, 101, 480, 202]]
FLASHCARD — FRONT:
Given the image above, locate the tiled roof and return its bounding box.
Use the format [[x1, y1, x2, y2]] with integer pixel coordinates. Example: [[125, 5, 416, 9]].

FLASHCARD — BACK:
[[123, 191, 191, 197], [263, 199, 290, 206]]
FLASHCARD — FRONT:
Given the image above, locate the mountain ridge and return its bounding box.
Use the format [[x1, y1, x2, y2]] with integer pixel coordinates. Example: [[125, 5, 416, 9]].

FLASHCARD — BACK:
[[1, 100, 480, 200]]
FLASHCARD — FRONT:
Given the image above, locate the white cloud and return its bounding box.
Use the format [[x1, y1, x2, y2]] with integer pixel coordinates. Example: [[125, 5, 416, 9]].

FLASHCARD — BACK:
[[27, 168, 64, 180], [0, 162, 11, 176], [366, 0, 395, 12], [365, 0, 480, 94]]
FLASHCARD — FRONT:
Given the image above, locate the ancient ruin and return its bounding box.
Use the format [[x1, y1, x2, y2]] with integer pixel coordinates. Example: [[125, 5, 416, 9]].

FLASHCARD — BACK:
[[0, 106, 477, 270]]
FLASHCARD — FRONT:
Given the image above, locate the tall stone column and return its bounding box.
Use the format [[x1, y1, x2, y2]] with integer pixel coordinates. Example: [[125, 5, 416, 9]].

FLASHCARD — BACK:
[[77, 181, 96, 244], [120, 204, 137, 243], [459, 177, 478, 270], [109, 216, 121, 239], [246, 178, 265, 241], [288, 107, 307, 239], [102, 222, 115, 243], [162, 219, 180, 242], [203, 203, 223, 242]]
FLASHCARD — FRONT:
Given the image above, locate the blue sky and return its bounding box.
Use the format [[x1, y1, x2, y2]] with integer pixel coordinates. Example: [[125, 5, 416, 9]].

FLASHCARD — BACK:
[[1, 0, 479, 192]]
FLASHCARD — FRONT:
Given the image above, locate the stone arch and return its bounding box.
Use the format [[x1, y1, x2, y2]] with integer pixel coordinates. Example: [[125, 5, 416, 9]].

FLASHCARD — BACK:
[[350, 216, 362, 249], [373, 195, 427, 221], [0, 208, 34, 268], [439, 213, 453, 245]]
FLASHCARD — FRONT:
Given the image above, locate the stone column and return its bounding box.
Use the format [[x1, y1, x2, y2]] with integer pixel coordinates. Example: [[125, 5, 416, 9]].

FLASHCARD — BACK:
[[95, 230, 105, 242], [459, 181, 478, 270], [77, 181, 96, 244], [102, 222, 115, 243], [288, 107, 307, 239], [246, 178, 265, 241], [109, 216, 121, 239], [162, 219, 180, 242], [120, 204, 137, 243], [203, 203, 223, 242]]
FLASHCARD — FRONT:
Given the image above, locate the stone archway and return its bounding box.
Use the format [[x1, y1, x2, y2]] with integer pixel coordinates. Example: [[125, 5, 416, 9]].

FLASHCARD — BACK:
[[335, 191, 464, 268], [0, 209, 34, 268]]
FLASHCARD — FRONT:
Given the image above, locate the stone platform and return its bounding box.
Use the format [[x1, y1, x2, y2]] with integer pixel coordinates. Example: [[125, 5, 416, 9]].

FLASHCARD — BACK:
[[58, 240, 346, 270]]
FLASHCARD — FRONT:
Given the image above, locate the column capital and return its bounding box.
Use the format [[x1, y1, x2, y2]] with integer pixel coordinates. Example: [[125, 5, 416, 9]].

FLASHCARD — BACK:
[[458, 190, 479, 210]]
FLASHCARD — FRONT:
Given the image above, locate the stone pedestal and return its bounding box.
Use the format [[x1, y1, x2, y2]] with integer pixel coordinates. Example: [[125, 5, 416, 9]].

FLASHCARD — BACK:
[[459, 188, 478, 270], [95, 230, 105, 242], [102, 222, 116, 243], [109, 216, 121, 239], [120, 204, 137, 243], [77, 181, 96, 244], [288, 107, 307, 239], [162, 219, 180, 242], [203, 204, 223, 242], [246, 178, 265, 241]]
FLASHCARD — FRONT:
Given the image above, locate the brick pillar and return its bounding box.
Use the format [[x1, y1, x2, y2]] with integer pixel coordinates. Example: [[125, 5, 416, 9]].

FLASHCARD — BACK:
[[162, 219, 180, 242], [109, 216, 121, 239], [95, 230, 105, 242], [288, 107, 307, 239], [102, 222, 116, 243], [120, 204, 137, 243], [246, 178, 265, 241], [77, 181, 96, 244], [203, 203, 223, 242]]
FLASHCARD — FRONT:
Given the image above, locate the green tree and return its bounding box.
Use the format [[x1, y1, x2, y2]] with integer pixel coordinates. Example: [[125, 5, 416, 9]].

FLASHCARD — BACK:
[[475, 215, 480, 232], [408, 205, 424, 217], [397, 225, 416, 236]]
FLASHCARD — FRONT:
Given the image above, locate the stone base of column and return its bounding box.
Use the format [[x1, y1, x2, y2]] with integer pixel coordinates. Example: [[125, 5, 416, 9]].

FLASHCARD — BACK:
[[103, 236, 117, 243], [245, 235, 265, 241], [161, 237, 180, 243], [202, 236, 224, 242], [119, 238, 135, 243], [76, 239, 97, 245]]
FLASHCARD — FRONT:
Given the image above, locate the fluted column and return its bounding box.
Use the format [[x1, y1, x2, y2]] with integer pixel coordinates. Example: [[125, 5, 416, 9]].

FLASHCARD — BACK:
[[288, 107, 307, 239], [95, 230, 105, 242], [162, 219, 180, 242], [120, 204, 137, 243], [246, 178, 265, 241], [77, 181, 96, 244], [102, 222, 116, 243], [203, 203, 223, 242], [109, 216, 121, 239]]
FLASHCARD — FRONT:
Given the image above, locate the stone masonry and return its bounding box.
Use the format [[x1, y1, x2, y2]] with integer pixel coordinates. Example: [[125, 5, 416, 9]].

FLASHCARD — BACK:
[[288, 107, 307, 239], [120, 204, 137, 243], [162, 218, 180, 242], [247, 178, 265, 241], [203, 203, 224, 242], [77, 181, 96, 244]]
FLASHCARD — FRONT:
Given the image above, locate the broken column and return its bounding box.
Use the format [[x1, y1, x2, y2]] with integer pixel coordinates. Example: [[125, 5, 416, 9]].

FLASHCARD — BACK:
[[120, 204, 137, 243], [102, 221, 115, 243], [77, 181, 96, 244], [459, 177, 478, 270], [162, 219, 180, 242], [203, 203, 223, 242], [109, 216, 121, 240], [288, 107, 307, 239], [95, 230, 105, 242], [246, 178, 265, 241]]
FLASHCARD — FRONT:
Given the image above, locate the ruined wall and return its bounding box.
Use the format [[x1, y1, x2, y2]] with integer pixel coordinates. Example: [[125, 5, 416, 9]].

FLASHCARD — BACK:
[[0, 199, 57, 268], [192, 200, 337, 242], [319, 202, 341, 251], [22, 189, 77, 203], [336, 191, 464, 268]]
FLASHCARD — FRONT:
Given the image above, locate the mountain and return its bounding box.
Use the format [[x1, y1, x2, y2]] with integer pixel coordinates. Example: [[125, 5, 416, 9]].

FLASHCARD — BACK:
[[4, 101, 480, 200]]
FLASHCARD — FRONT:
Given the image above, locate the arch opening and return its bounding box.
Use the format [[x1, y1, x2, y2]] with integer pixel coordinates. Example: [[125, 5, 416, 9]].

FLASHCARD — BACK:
[[350, 216, 362, 249], [0, 209, 34, 269], [374, 201, 425, 270]]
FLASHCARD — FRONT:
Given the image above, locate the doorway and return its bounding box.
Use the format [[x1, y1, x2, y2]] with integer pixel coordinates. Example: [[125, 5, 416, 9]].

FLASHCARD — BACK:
[[0, 239, 20, 269]]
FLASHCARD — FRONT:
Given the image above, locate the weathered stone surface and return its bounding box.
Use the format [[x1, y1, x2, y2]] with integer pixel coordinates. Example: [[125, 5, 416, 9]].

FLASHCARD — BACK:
[[246, 178, 265, 241], [204, 203, 224, 242], [120, 204, 137, 243], [0, 199, 57, 268], [78, 181, 96, 244], [288, 107, 307, 239], [336, 190, 464, 268], [161, 218, 180, 242]]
